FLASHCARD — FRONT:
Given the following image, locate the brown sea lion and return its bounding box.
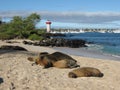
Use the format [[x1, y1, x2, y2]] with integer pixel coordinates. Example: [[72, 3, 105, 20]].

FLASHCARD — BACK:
[[68, 67, 104, 78], [27, 52, 80, 68], [38, 52, 80, 68], [40, 56, 79, 68]]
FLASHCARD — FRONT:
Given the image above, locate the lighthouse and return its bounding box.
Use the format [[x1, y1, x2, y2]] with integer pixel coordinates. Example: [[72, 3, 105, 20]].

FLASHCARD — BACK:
[[46, 20, 52, 33]]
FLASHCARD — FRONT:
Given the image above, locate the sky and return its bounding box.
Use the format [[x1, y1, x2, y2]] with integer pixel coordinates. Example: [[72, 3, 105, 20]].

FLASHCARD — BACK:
[[0, 0, 120, 28]]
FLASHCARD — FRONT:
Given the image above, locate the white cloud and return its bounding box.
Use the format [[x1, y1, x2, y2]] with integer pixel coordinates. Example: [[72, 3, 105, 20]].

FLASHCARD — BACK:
[[0, 11, 120, 24], [39, 11, 120, 23]]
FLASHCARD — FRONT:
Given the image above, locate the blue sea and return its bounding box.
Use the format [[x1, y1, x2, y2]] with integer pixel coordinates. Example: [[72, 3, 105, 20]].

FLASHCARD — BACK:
[[65, 32, 120, 56]]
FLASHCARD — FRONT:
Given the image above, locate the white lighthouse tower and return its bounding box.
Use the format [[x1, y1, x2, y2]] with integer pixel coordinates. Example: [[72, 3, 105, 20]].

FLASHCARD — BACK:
[[46, 20, 52, 33]]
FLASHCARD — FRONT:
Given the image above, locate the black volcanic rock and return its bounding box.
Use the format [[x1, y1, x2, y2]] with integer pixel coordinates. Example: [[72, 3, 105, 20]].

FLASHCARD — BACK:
[[41, 33, 66, 39], [23, 38, 87, 48]]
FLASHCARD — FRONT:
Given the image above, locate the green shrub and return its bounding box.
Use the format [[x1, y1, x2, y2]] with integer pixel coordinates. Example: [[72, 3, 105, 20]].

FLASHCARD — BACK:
[[0, 33, 14, 40], [28, 34, 43, 40], [37, 29, 46, 34]]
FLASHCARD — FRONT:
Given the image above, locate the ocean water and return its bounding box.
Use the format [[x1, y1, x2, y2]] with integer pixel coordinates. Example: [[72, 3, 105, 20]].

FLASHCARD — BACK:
[[65, 32, 120, 56]]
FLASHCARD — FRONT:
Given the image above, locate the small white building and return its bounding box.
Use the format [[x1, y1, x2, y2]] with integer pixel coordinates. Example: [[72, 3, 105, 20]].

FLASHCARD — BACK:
[[46, 20, 52, 33]]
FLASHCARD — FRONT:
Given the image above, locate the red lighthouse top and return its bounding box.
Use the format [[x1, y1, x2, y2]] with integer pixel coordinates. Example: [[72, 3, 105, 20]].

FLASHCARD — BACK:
[[46, 20, 51, 24]]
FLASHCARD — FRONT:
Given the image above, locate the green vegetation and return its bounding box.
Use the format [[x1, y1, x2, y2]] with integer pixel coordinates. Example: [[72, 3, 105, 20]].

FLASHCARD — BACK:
[[0, 13, 46, 40], [28, 34, 43, 40]]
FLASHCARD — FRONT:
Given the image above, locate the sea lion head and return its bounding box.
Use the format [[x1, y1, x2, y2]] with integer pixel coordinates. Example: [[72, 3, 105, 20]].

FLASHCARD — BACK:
[[27, 56, 43, 66], [68, 72, 77, 78]]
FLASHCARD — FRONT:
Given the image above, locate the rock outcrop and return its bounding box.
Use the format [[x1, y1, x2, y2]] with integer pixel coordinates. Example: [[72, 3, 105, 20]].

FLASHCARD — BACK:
[[23, 38, 87, 48], [0, 45, 28, 51]]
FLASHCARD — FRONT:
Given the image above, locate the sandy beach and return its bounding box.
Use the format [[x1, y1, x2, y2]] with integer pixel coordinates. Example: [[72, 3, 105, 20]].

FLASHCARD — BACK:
[[0, 40, 120, 90]]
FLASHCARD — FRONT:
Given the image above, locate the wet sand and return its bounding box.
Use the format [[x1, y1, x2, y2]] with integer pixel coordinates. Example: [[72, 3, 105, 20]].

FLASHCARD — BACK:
[[53, 47, 120, 61]]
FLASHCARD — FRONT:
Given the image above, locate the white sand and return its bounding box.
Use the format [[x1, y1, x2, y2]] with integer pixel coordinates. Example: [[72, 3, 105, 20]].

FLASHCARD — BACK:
[[0, 40, 120, 90]]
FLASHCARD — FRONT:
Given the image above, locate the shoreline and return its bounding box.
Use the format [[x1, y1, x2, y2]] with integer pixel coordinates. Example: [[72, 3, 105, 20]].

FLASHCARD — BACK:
[[52, 47, 120, 61], [0, 39, 120, 61]]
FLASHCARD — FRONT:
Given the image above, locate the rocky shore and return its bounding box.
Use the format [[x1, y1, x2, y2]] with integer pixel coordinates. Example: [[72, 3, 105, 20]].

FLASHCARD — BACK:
[[23, 38, 86, 48]]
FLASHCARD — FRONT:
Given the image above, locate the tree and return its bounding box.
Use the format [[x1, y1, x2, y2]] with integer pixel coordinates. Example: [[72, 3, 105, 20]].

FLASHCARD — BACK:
[[24, 13, 41, 31], [0, 13, 42, 39], [26, 13, 40, 25], [10, 13, 41, 38], [10, 16, 23, 31]]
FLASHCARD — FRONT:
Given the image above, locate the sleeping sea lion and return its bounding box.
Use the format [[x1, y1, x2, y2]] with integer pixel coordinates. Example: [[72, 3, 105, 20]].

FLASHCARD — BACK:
[[68, 67, 104, 78], [27, 52, 80, 68], [40, 55, 79, 68], [38, 52, 80, 68]]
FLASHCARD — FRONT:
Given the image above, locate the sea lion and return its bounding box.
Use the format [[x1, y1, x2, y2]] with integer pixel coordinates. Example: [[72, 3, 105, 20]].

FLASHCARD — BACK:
[[27, 52, 80, 68], [40, 55, 79, 68], [38, 52, 80, 68], [68, 67, 104, 78]]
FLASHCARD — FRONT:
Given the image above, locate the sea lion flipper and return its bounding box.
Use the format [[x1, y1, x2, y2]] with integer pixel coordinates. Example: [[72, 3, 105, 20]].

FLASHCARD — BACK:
[[74, 65, 80, 68], [43, 62, 53, 69], [31, 63, 36, 66], [98, 73, 104, 77], [68, 65, 80, 68], [27, 57, 34, 62], [67, 60, 80, 68]]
